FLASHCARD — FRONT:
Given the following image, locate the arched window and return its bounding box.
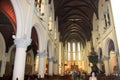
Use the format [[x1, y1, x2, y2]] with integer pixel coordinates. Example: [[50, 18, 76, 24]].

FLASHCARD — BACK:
[[72, 42, 76, 61], [78, 42, 81, 60], [68, 42, 71, 61], [67, 42, 81, 61]]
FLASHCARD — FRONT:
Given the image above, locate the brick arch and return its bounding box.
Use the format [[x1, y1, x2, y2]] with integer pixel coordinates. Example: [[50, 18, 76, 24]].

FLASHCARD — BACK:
[[0, 0, 16, 34]]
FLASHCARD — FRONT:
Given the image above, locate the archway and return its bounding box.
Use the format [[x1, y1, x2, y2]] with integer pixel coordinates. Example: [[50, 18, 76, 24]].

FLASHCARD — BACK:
[[30, 27, 39, 75], [25, 50, 34, 75], [31, 24, 47, 77], [5, 45, 16, 76], [0, 6, 16, 52], [108, 39, 116, 74], [0, 32, 6, 59], [0, 32, 6, 77], [104, 38, 116, 74], [97, 47, 105, 73], [0, 0, 16, 77]]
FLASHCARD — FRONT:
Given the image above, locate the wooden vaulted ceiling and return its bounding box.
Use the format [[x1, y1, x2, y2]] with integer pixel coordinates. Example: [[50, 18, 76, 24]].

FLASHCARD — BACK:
[[54, 0, 99, 44]]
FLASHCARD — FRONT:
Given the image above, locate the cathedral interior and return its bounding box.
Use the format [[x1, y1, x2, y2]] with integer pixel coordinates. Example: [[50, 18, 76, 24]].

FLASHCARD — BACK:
[[0, 0, 120, 80]]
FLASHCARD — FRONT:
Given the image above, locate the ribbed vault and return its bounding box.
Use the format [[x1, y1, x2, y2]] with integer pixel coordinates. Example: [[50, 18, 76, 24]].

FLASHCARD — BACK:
[[54, 0, 99, 45]]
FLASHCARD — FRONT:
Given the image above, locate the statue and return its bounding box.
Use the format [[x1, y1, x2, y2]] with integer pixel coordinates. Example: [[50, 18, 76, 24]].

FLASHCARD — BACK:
[[88, 48, 99, 73]]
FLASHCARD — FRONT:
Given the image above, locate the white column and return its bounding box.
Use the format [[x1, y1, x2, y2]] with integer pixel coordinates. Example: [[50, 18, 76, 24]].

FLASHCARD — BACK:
[[53, 59, 59, 75], [48, 57, 53, 76], [12, 38, 31, 80], [103, 56, 110, 76], [0, 53, 7, 77], [38, 50, 46, 78]]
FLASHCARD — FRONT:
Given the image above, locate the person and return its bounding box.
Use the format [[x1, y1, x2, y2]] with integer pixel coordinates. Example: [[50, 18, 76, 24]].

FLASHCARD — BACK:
[[76, 71, 80, 80], [89, 72, 97, 80], [73, 71, 77, 80]]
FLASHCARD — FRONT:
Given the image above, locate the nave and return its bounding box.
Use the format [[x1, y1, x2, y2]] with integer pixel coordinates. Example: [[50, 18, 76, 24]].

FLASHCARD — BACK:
[[0, 0, 120, 80]]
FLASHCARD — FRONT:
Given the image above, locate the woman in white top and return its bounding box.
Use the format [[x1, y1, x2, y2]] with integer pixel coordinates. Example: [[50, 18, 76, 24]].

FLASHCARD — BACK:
[[89, 72, 97, 80]]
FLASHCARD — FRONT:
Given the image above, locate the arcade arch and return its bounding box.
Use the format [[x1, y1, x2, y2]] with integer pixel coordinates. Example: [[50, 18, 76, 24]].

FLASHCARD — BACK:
[[104, 38, 117, 74]]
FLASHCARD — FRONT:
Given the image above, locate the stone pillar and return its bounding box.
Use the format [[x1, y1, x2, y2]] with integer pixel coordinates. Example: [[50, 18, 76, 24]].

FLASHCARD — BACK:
[[32, 63, 35, 74], [38, 50, 46, 78], [61, 62, 65, 76], [12, 38, 31, 80], [0, 53, 7, 77], [48, 57, 53, 76], [53, 59, 59, 75], [103, 56, 110, 76]]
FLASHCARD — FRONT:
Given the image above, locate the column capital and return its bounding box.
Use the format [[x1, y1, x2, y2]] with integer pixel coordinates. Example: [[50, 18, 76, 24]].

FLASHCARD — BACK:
[[14, 38, 31, 49], [37, 50, 47, 58]]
